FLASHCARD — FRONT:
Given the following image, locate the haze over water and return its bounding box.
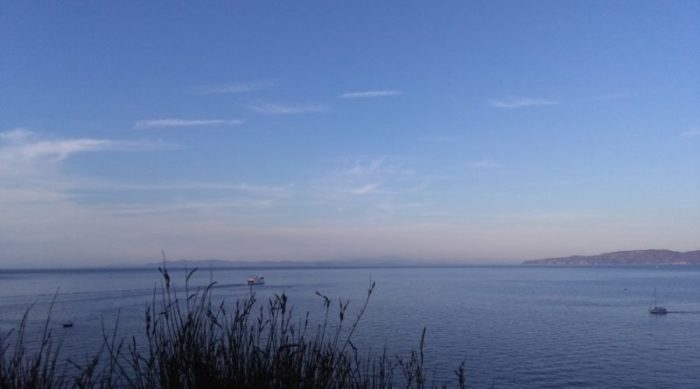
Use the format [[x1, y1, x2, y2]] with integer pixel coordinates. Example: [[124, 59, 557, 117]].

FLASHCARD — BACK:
[[2, 266, 699, 388]]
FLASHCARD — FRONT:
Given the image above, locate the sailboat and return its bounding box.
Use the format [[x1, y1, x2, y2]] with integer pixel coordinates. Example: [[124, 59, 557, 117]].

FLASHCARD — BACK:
[[649, 287, 667, 315]]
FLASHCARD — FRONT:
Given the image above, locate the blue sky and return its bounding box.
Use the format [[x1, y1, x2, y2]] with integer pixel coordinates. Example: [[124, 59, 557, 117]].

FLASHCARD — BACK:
[[1, 1, 698, 266]]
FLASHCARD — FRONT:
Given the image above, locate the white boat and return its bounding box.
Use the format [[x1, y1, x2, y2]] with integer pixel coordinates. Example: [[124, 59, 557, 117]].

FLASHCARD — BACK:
[[247, 275, 265, 285]]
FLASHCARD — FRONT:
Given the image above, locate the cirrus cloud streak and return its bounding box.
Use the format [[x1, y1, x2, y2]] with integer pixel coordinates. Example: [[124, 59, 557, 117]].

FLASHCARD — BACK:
[[488, 97, 558, 108], [247, 102, 329, 115], [339, 90, 403, 98], [134, 118, 244, 129]]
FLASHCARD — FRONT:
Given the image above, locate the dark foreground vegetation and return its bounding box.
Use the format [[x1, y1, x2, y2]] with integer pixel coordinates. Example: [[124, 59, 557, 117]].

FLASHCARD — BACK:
[[0, 266, 467, 388]]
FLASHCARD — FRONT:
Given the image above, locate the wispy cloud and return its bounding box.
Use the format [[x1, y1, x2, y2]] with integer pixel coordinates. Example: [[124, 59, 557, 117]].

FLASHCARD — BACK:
[[339, 90, 403, 98], [350, 183, 381, 195], [0, 128, 36, 142], [347, 158, 384, 176], [469, 159, 499, 168], [0, 129, 172, 178], [188, 80, 276, 95], [590, 92, 628, 101], [1, 138, 168, 162], [311, 157, 429, 214], [89, 181, 293, 199], [98, 199, 277, 216], [247, 102, 329, 115], [0, 129, 298, 264], [134, 118, 244, 129], [680, 128, 700, 138], [488, 97, 558, 108]]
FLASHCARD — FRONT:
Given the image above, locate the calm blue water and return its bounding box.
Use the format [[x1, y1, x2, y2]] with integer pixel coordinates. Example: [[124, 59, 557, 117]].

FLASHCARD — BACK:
[[1, 266, 699, 388]]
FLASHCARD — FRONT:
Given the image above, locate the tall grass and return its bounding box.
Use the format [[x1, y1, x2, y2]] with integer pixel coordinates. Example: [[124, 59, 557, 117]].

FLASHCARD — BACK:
[[0, 266, 467, 388], [0, 297, 66, 389]]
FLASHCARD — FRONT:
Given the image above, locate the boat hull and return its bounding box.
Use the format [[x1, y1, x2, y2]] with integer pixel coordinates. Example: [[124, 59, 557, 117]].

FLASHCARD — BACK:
[[247, 276, 265, 285], [649, 306, 667, 315]]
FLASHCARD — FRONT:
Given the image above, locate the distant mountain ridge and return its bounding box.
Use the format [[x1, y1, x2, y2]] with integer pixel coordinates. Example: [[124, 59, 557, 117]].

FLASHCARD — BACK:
[[523, 249, 700, 266]]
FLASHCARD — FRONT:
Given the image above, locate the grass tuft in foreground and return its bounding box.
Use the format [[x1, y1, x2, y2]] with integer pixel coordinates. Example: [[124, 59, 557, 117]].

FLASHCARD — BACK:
[[0, 266, 467, 388]]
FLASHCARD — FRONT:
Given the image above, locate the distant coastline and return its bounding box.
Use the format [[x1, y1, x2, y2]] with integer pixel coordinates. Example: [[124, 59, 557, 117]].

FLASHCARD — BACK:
[[5, 250, 700, 271], [523, 249, 700, 266]]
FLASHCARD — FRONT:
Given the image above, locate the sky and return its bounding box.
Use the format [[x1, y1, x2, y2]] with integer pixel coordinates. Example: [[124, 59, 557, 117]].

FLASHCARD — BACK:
[[0, 1, 698, 267]]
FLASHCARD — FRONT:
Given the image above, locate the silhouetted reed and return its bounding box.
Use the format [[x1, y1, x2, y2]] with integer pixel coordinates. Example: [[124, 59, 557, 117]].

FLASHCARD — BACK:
[[0, 265, 467, 388], [0, 297, 66, 388]]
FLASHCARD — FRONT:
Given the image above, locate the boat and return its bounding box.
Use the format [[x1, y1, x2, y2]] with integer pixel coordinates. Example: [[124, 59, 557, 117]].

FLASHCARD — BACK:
[[247, 275, 265, 285], [649, 306, 668, 315], [649, 287, 667, 315], [62, 321, 74, 328]]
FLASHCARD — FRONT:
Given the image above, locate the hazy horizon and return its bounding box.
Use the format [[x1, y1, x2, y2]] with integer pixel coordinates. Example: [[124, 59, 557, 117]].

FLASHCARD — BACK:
[[0, 256, 520, 270], [1, 2, 698, 267]]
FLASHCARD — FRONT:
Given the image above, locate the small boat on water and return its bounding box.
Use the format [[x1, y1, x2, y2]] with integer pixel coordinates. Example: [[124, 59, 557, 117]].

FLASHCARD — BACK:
[[649, 306, 668, 315], [247, 275, 265, 285], [62, 321, 74, 328], [649, 287, 667, 315]]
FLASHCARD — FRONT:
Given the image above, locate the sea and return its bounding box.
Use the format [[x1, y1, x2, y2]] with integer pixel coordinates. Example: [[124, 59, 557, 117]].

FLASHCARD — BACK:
[[1, 265, 699, 388]]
